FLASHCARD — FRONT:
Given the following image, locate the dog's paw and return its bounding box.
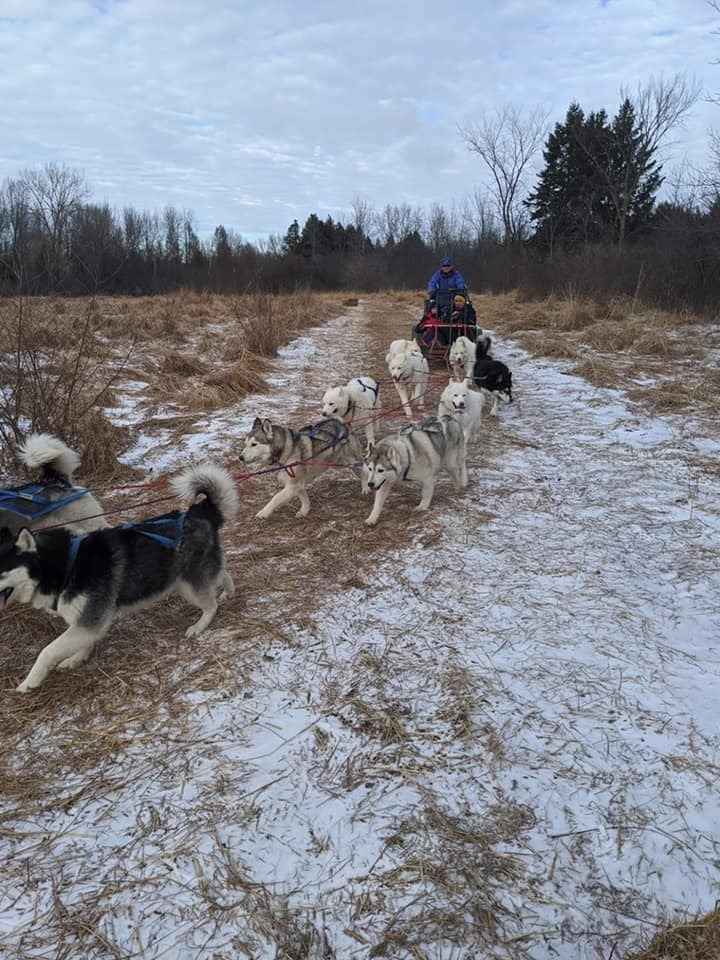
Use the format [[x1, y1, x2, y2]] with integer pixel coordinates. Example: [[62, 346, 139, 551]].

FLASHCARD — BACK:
[[16, 680, 34, 693], [295, 508, 310, 519], [255, 509, 271, 520], [414, 504, 430, 512], [365, 516, 378, 526], [185, 623, 205, 639]]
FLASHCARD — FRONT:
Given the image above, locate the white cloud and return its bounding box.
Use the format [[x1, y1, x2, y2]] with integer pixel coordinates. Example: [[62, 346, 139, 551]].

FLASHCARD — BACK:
[[0, 0, 717, 238]]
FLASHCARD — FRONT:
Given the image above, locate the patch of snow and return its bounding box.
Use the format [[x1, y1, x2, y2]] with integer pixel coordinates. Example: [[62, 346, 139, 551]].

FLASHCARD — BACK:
[[4, 310, 720, 958]]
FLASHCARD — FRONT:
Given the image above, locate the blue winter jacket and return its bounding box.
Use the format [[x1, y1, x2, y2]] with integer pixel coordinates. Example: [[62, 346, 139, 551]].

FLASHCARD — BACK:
[[427, 267, 467, 295]]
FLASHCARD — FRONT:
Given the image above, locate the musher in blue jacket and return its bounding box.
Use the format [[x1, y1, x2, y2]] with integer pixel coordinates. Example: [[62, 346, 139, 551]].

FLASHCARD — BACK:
[[427, 256, 467, 296]]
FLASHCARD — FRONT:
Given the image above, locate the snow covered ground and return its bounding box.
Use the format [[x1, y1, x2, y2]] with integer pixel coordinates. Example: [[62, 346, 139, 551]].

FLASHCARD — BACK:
[[2, 302, 720, 958]]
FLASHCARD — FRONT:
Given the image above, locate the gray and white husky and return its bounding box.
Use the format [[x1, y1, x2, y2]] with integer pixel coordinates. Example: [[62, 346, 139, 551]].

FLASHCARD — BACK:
[[0, 433, 107, 535], [362, 415, 467, 526], [0, 463, 238, 692], [240, 417, 364, 520]]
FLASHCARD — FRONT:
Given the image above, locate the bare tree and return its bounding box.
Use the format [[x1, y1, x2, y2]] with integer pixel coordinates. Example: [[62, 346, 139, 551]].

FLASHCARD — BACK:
[[19, 163, 88, 286], [376, 203, 401, 245], [0, 178, 33, 290], [426, 203, 452, 251], [624, 73, 702, 157], [350, 195, 375, 249], [462, 189, 500, 245], [459, 105, 550, 244], [709, 2, 720, 104], [699, 128, 720, 204]]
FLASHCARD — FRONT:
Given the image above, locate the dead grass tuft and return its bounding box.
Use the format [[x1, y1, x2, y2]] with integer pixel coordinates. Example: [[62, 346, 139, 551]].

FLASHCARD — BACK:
[[370, 798, 535, 954], [521, 331, 579, 360], [627, 907, 720, 960], [572, 357, 623, 390], [160, 351, 209, 377], [0, 298, 134, 480], [202, 358, 269, 404]]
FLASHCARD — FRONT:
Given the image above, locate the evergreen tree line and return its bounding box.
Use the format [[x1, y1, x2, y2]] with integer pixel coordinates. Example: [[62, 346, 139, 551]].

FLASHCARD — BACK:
[[1, 87, 719, 313]]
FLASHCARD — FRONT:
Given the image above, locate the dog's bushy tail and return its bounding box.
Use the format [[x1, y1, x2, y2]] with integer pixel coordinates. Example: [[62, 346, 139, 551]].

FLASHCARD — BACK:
[[18, 433, 80, 480], [171, 463, 239, 526], [476, 335, 492, 358]]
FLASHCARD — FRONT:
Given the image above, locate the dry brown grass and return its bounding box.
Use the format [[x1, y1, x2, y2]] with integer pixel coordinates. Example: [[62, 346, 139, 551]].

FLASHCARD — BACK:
[[626, 907, 720, 960], [0, 298, 136, 480], [160, 350, 209, 377], [0, 294, 487, 814], [477, 290, 718, 416], [369, 797, 536, 954]]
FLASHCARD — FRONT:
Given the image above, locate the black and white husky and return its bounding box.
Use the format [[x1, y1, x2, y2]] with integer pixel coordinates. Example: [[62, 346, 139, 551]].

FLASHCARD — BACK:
[[0, 463, 238, 692], [0, 433, 107, 535], [362, 415, 467, 526]]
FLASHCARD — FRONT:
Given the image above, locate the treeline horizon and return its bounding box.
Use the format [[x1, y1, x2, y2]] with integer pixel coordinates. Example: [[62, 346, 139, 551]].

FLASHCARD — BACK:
[[1, 74, 719, 314]]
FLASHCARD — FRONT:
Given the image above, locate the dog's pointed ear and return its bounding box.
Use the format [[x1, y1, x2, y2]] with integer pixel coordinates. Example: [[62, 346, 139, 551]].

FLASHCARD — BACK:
[[260, 418, 274, 438], [15, 528, 37, 554], [251, 416, 262, 431], [364, 440, 375, 460]]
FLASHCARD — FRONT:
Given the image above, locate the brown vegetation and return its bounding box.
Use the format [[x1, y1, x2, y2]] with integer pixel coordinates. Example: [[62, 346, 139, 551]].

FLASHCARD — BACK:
[[0, 289, 348, 480], [625, 907, 720, 960], [476, 290, 719, 417]]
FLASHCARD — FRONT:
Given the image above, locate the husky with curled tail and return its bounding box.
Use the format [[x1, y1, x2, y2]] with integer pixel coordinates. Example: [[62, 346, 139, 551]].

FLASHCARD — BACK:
[[0, 433, 108, 535], [0, 462, 239, 692]]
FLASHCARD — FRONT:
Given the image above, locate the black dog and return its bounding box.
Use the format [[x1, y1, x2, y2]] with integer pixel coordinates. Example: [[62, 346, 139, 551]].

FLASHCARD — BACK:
[[472, 352, 513, 414]]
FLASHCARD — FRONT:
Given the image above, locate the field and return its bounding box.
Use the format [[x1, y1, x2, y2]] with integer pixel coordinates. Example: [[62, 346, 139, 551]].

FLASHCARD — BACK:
[[1, 290, 720, 959]]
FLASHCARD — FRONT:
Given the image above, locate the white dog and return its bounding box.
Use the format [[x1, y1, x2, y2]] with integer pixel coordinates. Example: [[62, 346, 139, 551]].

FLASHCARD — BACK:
[[321, 376, 379, 444], [385, 341, 430, 419], [388, 338, 422, 357], [449, 335, 477, 382], [437, 378, 484, 442]]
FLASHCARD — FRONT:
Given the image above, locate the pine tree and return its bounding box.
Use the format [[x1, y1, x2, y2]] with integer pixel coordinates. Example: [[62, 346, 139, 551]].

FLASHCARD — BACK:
[[605, 98, 663, 245], [528, 98, 663, 251], [300, 214, 322, 259], [283, 219, 301, 255], [526, 103, 610, 252]]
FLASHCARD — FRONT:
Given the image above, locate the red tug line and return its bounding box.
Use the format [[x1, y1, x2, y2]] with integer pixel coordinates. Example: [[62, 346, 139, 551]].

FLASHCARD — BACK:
[[40, 372, 448, 530]]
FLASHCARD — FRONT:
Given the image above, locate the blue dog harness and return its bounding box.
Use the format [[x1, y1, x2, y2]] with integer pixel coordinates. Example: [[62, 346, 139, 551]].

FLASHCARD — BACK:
[[298, 419, 349, 448], [55, 512, 187, 607], [119, 511, 187, 549], [0, 483, 89, 521]]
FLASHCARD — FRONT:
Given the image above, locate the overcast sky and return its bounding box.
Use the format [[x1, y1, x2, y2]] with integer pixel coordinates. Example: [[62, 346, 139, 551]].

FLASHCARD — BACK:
[[0, 0, 718, 240]]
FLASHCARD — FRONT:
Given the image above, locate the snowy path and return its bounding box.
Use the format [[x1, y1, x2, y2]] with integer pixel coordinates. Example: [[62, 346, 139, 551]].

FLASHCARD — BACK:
[[2, 302, 720, 959]]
